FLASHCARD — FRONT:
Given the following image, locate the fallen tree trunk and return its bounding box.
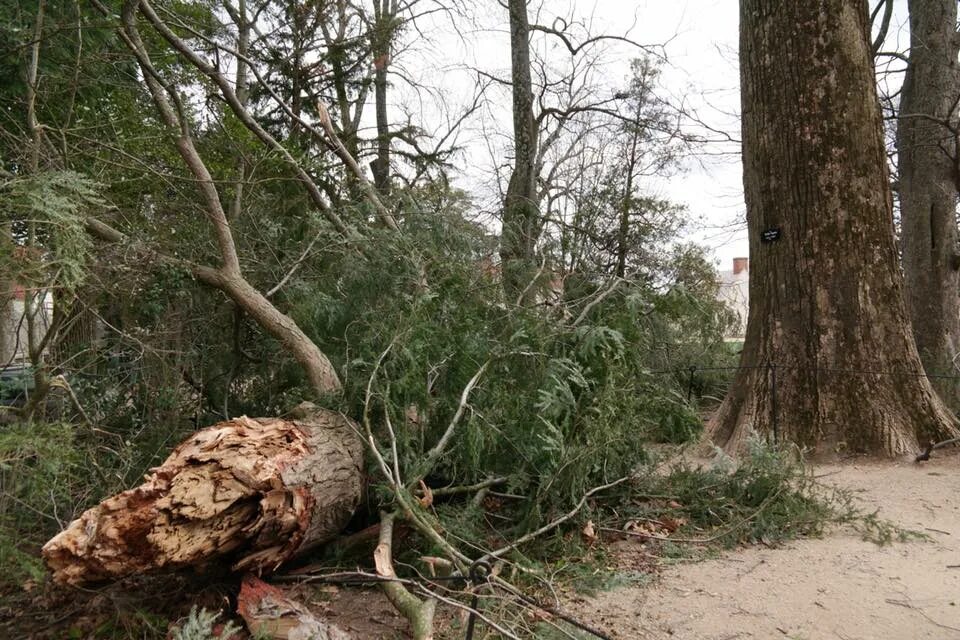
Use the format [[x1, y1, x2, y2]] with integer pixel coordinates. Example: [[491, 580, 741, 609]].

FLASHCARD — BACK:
[[43, 404, 363, 585]]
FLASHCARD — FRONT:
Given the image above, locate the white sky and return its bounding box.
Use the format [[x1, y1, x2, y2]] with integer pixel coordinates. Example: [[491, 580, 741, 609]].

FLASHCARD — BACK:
[[392, 0, 910, 273]]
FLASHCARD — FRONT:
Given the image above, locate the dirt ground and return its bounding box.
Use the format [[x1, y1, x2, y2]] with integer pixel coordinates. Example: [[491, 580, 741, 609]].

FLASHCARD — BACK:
[[574, 450, 960, 640], [4, 452, 957, 639]]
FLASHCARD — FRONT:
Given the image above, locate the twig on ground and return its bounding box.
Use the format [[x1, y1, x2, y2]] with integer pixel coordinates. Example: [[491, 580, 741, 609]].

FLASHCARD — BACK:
[[924, 527, 951, 536], [884, 598, 960, 633], [601, 487, 786, 545], [491, 576, 614, 640], [915, 437, 960, 462], [482, 474, 636, 562]]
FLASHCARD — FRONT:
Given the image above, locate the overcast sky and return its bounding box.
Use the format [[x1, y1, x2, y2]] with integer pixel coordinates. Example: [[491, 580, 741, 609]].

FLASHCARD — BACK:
[[396, 0, 910, 272]]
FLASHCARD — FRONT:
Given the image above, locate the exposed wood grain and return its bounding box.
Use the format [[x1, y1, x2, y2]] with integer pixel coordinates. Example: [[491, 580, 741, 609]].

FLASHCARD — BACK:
[[42, 406, 362, 585]]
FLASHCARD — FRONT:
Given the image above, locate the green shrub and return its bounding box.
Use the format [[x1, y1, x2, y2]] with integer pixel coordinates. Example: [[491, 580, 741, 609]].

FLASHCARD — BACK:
[[0, 421, 138, 588]]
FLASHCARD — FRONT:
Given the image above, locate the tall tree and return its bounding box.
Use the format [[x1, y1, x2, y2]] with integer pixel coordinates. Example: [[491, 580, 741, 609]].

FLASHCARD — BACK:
[[500, 0, 539, 299], [371, 0, 397, 196], [708, 0, 959, 455], [896, 0, 960, 401]]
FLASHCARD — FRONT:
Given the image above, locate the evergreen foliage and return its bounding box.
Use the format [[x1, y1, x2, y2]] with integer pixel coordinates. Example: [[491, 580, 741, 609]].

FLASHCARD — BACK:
[[0, 2, 839, 637]]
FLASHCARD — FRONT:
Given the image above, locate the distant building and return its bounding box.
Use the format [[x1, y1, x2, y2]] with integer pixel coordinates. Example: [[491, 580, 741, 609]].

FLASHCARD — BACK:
[[717, 257, 749, 340], [2, 246, 55, 367], [1, 285, 53, 366]]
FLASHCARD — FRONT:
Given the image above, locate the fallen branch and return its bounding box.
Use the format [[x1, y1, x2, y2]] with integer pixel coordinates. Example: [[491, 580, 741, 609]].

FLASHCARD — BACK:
[[482, 474, 636, 562], [884, 597, 960, 633], [415, 359, 491, 484], [491, 577, 614, 640], [915, 437, 960, 462], [571, 278, 621, 327], [361, 342, 471, 567], [274, 567, 523, 639], [599, 486, 786, 545], [50, 374, 92, 426], [424, 476, 509, 498], [375, 512, 436, 640]]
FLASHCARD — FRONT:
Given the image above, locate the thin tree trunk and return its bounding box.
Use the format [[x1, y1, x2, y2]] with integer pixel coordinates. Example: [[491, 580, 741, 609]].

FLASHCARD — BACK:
[[22, 0, 53, 419], [500, 0, 540, 299], [616, 122, 640, 278], [0, 225, 13, 366], [896, 0, 960, 405], [708, 0, 959, 456], [228, 0, 249, 222], [289, 0, 304, 147], [371, 0, 395, 196]]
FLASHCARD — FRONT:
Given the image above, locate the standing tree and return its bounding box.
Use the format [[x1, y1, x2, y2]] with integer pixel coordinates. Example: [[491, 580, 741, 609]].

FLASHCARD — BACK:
[[708, 0, 959, 455], [371, 0, 397, 195], [500, 0, 539, 299], [896, 0, 960, 402]]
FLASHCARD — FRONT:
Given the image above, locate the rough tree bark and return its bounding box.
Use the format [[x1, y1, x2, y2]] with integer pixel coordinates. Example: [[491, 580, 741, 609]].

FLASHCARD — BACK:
[[42, 404, 363, 585], [896, 0, 960, 403], [708, 0, 959, 456], [371, 0, 396, 196], [500, 0, 541, 299]]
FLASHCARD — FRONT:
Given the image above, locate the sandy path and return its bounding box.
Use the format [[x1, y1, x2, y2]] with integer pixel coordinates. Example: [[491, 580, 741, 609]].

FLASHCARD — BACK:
[[578, 451, 960, 640]]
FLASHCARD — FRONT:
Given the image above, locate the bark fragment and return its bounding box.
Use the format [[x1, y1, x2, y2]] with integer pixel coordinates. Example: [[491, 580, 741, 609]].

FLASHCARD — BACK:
[[237, 574, 352, 640]]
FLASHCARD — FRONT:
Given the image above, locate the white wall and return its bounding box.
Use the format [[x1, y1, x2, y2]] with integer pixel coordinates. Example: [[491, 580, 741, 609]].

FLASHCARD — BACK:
[[717, 263, 748, 340], [1, 292, 53, 366]]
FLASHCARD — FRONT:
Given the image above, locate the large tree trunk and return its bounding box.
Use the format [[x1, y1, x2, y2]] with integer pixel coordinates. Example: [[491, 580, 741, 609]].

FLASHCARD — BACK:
[[500, 0, 540, 299], [708, 0, 959, 456], [897, 0, 960, 405], [42, 404, 363, 585]]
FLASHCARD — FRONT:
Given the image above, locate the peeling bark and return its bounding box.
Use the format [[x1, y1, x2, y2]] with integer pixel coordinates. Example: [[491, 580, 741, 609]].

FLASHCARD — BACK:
[[709, 0, 960, 456], [42, 406, 363, 585]]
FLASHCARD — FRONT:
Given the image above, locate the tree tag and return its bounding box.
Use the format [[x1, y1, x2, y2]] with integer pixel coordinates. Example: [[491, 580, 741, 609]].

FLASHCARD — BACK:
[[761, 227, 782, 243]]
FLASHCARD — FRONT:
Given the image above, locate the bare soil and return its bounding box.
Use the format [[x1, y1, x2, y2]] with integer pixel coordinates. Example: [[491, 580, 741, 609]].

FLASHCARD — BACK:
[[572, 450, 960, 640]]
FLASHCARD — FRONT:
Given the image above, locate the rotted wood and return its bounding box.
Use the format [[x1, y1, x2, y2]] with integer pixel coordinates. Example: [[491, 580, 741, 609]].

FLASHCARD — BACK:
[[42, 404, 363, 585]]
